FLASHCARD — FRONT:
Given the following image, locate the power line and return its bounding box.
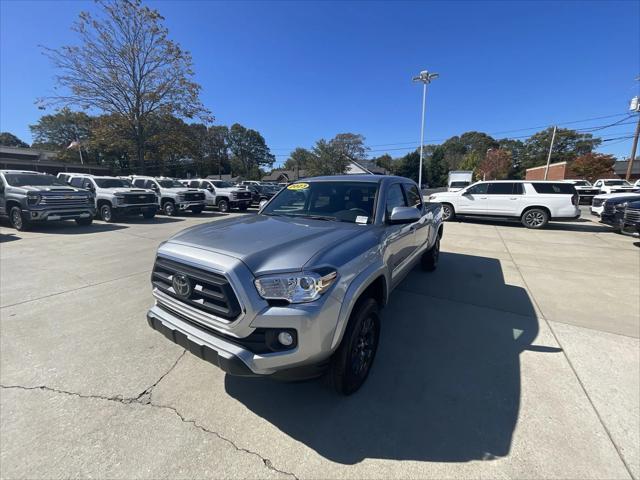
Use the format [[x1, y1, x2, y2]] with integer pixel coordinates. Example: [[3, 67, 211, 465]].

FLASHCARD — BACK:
[[268, 112, 632, 153]]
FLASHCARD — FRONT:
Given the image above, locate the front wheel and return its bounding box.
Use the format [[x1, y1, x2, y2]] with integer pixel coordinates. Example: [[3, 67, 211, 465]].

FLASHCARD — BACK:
[[142, 209, 156, 219], [9, 206, 29, 231], [99, 204, 115, 222], [190, 205, 204, 214], [421, 236, 440, 271], [217, 199, 229, 213], [327, 298, 380, 395], [441, 203, 455, 221], [163, 201, 176, 216], [521, 208, 549, 229], [76, 217, 93, 226]]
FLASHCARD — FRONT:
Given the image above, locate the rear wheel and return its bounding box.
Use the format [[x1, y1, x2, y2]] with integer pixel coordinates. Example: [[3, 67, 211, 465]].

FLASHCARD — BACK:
[[217, 198, 229, 213], [521, 208, 549, 229], [327, 298, 380, 395], [76, 217, 93, 226], [9, 206, 29, 231], [421, 236, 440, 271], [441, 203, 455, 221], [99, 204, 115, 222]]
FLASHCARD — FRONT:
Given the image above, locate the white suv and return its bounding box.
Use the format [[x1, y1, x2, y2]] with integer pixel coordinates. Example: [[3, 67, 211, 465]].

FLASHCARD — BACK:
[[592, 179, 635, 194], [428, 180, 580, 228]]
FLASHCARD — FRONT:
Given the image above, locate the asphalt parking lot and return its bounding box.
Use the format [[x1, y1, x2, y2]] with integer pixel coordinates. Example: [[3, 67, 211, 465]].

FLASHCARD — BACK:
[[1, 210, 638, 479]]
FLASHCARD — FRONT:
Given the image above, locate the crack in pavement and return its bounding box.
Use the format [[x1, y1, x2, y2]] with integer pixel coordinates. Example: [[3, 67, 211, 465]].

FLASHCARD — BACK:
[[0, 350, 299, 480]]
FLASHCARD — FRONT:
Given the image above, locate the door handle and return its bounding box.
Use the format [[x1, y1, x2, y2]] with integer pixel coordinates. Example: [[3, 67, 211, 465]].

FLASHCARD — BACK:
[[509, 197, 518, 200], [479, 196, 488, 199]]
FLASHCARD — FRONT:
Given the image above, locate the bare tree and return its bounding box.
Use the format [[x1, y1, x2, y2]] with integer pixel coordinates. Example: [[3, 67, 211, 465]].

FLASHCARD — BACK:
[[38, 0, 212, 172]]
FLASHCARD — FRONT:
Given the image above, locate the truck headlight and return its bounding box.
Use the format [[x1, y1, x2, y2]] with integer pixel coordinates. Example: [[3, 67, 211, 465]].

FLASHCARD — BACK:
[[254, 270, 338, 304], [178, 194, 186, 201], [114, 195, 125, 205], [27, 193, 41, 205]]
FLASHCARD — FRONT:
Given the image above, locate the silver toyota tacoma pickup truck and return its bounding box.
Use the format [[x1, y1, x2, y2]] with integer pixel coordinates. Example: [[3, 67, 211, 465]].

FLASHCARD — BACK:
[[146, 175, 443, 394]]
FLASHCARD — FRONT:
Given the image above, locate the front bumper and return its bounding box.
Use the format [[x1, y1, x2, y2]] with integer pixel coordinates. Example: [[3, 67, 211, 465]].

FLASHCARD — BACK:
[[177, 201, 205, 211], [27, 207, 96, 221], [114, 204, 157, 214], [230, 199, 251, 208], [145, 244, 343, 378]]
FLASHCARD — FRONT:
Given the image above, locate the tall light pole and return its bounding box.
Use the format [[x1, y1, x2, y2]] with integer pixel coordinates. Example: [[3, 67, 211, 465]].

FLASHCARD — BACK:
[[413, 70, 439, 189]]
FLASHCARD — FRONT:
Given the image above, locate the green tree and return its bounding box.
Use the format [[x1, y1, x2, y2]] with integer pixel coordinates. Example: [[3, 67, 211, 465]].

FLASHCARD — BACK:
[[458, 151, 483, 178], [570, 152, 616, 182], [86, 114, 135, 172], [305, 139, 348, 177], [0, 132, 29, 148], [39, 0, 212, 172], [499, 138, 527, 178], [373, 153, 394, 172], [522, 127, 601, 173], [284, 147, 314, 177], [441, 131, 498, 170], [30, 108, 94, 162], [228, 123, 275, 179], [427, 147, 447, 187]]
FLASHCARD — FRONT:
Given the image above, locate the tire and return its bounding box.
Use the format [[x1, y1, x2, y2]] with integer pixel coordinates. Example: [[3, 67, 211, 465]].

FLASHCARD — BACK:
[[99, 204, 115, 222], [76, 216, 93, 226], [521, 208, 549, 229], [142, 209, 156, 219], [421, 236, 440, 272], [190, 205, 204, 214], [9, 206, 29, 231], [217, 199, 229, 213], [327, 298, 380, 395], [441, 203, 455, 221], [163, 201, 176, 216]]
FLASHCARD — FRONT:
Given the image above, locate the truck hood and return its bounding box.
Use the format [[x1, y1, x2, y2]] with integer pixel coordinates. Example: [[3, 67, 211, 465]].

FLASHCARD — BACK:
[[161, 188, 199, 194], [20, 185, 83, 193], [101, 187, 153, 194], [167, 214, 370, 275]]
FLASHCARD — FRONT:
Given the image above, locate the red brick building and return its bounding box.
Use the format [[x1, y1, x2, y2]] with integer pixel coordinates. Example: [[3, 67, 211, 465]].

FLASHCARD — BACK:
[[525, 161, 573, 180]]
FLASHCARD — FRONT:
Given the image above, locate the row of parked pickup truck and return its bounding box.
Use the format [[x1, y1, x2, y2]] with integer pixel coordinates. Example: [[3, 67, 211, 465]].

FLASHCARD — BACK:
[[0, 169, 266, 230]]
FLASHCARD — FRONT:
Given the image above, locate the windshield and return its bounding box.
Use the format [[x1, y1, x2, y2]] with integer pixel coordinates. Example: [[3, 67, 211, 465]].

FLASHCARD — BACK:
[[94, 178, 130, 188], [604, 180, 631, 186], [4, 174, 67, 187], [262, 181, 378, 223], [158, 179, 184, 188], [571, 180, 591, 186], [450, 181, 470, 188], [212, 181, 234, 188]]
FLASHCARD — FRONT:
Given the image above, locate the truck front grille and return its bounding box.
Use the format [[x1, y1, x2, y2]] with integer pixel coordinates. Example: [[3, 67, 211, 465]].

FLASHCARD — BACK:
[[151, 256, 242, 321], [40, 196, 91, 206], [236, 191, 251, 200], [184, 192, 205, 202], [624, 208, 640, 222], [124, 193, 156, 204]]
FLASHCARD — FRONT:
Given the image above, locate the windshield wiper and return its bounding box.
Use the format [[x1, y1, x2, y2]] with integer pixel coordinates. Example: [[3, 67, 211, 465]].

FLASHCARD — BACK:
[[298, 215, 341, 222]]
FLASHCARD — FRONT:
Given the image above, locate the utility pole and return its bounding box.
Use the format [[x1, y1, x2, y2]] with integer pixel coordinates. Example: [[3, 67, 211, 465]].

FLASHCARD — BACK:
[[626, 92, 640, 181], [413, 70, 439, 190], [544, 126, 557, 180]]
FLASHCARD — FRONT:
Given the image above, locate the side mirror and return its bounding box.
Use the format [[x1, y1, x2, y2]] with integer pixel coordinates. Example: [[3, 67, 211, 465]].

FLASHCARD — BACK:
[[207, 185, 214, 192], [151, 184, 159, 191], [85, 184, 95, 192], [388, 206, 421, 224]]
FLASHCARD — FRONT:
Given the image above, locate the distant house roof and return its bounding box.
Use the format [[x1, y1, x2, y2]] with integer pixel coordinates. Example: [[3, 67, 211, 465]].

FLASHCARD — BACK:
[[206, 174, 242, 182], [262, 169, 307, 182], [0, 145, 110, 175], [613, 159, 640, 176]]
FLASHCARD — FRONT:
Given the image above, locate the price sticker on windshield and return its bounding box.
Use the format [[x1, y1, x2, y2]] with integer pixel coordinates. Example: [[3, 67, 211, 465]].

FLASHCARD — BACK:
[[287, 183, 309, 191], [356, 216, 369, 224]]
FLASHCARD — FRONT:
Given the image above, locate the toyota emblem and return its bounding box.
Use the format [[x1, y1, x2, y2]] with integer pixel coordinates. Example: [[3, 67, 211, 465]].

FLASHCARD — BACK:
[[172, 273, 191, 299]]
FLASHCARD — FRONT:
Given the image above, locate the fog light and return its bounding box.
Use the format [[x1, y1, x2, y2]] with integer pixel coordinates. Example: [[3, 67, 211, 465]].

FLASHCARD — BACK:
[[31, 212, 38, 218], [277, 331, 294, 347]]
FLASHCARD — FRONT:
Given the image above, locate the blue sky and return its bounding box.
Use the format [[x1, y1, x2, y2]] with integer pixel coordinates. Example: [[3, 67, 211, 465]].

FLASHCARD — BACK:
[[1, 0, 638, 166]]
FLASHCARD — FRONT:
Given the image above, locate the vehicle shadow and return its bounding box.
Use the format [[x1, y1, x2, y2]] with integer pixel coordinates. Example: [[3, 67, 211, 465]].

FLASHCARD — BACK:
[[452, 216, 612, 233], [0, 232, 21, 243], [0, 221, 129, 234], [226, 252, 547, 464], [105, 216, 185, 225]]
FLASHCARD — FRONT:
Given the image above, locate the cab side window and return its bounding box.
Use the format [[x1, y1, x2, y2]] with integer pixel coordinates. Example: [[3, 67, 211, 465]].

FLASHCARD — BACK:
[[70, 177, 84, 188], [466, 183, 489, 195], [144, 180, 157, 190], [188, 180, 199, 188], [386, 183, 408, 218], [82, 179, 93, 190], [404, 184, 423, 210], [132, 179, 145, 188]]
